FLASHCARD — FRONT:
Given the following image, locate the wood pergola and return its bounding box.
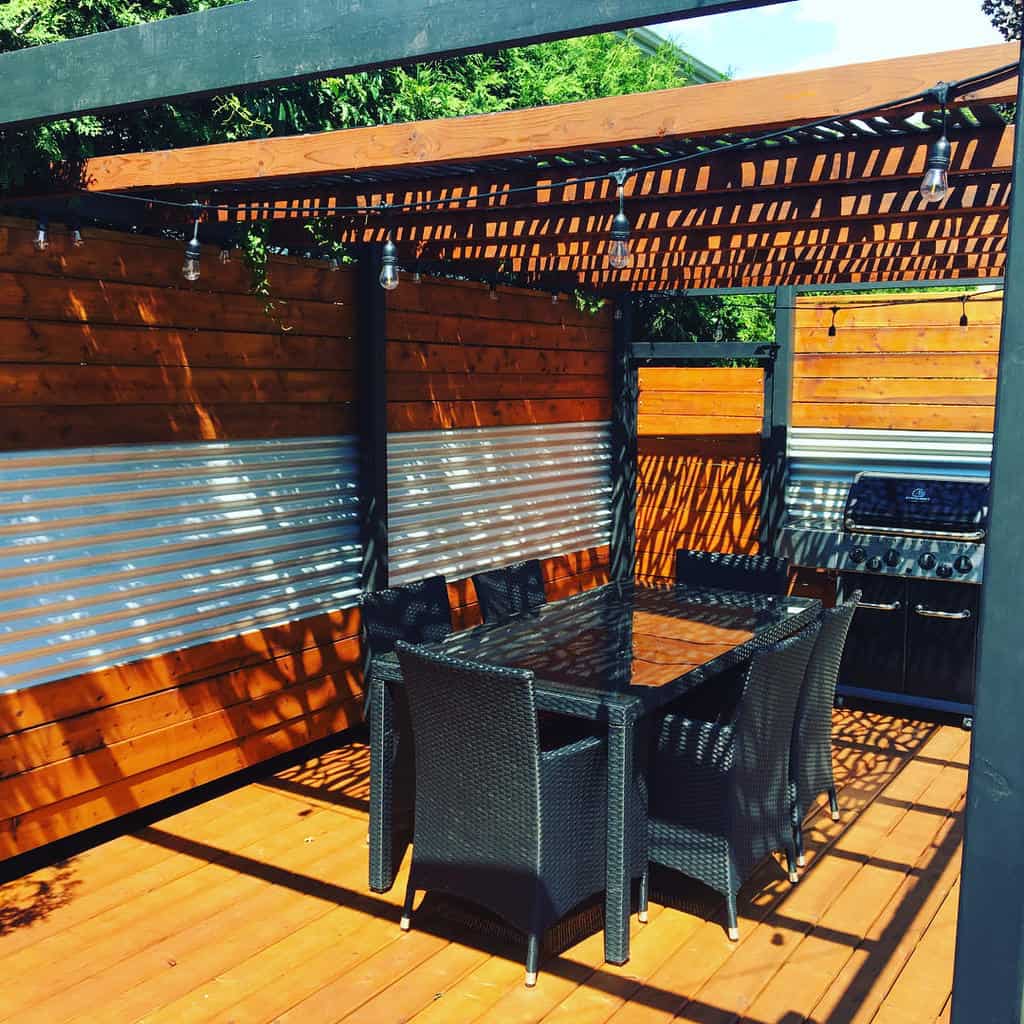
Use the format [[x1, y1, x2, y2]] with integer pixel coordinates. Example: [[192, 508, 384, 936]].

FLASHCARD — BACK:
[[3, 4, 1024, 1018], [75, 43, 1019, 293]]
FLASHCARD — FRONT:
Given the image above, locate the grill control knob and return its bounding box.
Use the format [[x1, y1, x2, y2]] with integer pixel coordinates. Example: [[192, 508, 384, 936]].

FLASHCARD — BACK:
[[936, 563, 954, 579], [867, 555, 884, 572], [849, 546, 867, 565], [885, 548, 901, 567], [918, 552, 937, 571], [954, 556, 974, 575]]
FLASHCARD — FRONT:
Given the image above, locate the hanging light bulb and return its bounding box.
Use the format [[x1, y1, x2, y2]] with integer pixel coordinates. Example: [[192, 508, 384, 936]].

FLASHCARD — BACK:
[[34, 216, 49, 252], [412, 269, 423, 285], [960, 296, 970, 329], [607, 170, 632, 270], [181, 203, 202, 282], [379, 235, 400, 291], [488, 283, 499, 301], [920, 91, 951, 204], [219, 245, 233, 265], [328, 256, 341, 272], [828, 306, 839, 339], [713, 318, 725, 342], [551, 292, 560, 305]]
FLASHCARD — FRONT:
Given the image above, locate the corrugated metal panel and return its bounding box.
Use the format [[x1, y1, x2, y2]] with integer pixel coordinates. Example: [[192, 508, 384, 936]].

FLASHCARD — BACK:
[[786, 427, 992, 530], [388, 421, 612, 586], [0, 437, 362, 692]]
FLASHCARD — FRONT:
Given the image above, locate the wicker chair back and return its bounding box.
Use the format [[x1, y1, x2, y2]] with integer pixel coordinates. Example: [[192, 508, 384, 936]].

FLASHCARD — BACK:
[[361, 575, 453, 656], [472, 559, 547, 623], [792, 592, 861, 819], [675, 549, 790, 596], [729, 623, 821, 867], [394, 642, 543, 929]]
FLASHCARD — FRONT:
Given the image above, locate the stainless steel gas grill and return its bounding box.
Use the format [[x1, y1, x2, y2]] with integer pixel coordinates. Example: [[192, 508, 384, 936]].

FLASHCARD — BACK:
[[782, 472, 989, 727]]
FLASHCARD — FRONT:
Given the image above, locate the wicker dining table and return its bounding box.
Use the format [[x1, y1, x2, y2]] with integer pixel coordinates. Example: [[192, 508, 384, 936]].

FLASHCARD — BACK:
[[368, 579, 820, 965]]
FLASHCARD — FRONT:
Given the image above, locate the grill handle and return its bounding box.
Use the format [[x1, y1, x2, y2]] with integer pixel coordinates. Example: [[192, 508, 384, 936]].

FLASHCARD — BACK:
[[914, 605, 972, 621], [858, 600, 902, 613], [844, 518, 985, 542]]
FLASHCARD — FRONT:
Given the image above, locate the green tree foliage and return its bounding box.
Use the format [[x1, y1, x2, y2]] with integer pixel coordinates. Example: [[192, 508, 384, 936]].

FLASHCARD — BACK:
[[0, 2, 692, 189], [636, 293, 777, 346], [982, 0, 1022, 40]]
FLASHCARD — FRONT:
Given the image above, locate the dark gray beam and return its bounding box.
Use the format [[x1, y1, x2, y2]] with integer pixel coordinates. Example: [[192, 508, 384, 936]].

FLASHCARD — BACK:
[[0, 0, 792, 128], [760, 286, 792, 554], [632, 341, 778, 363], [950, 45, 1024, 1024]]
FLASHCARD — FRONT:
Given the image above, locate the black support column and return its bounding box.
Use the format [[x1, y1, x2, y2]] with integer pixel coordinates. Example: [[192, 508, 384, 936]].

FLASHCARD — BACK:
[[610, 295, 638, 583], [951, 48, 1024, 1024], [760, 285, 794, 554], [356, 245, 389, 595]]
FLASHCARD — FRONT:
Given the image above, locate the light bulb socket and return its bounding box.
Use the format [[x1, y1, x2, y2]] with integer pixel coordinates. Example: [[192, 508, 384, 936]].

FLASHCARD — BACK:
[[610, 210, 631, 243], [184, 236, 202, 262], [379, 237, 400, 290], [34, 216, 49, 252], [925, 134, 951, 172], [959, 313, 969, 328]]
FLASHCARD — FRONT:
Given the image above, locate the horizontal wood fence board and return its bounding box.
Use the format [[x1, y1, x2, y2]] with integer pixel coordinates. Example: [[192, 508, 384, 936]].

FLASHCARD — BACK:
[[387, 340, 610, 377], [387, 309, 610, 352], [639, 391, 766, 417], [796, 326, 1001, 354], [638, 367, 764, 392], [0, 320, 357, 372], [792, 403, 996, 431], [0, 219, 357, 307], [795, 379, 996, 404], [638, 413, 764, 435], [795, 353, 999, 379]]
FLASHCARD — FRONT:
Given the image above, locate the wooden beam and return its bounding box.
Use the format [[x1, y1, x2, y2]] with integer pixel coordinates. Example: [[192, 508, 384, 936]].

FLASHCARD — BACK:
[[81, 42, 1019, 193], [203, 125, 1015, 222], [0, 0, 793, 129]]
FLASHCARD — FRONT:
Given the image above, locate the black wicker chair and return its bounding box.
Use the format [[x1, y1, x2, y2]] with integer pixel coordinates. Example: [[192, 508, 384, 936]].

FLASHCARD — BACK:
[[363, 575, 453, 867], [471, 559, 547, 623], [790, 591, 861, 866], [675, 549, 790, 596], [647, 623, 820, 941], [394, 641, 647, 987]]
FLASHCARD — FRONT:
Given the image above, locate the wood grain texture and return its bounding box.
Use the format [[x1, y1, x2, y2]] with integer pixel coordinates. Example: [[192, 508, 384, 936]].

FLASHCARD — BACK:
[[637, 367, 763, 580], [83, 43, 1019, 191], [386, 277, 613, 431], [0, 217, 356, 447], [0, 709, 958, 1024], [793, 290, 1003, 431]]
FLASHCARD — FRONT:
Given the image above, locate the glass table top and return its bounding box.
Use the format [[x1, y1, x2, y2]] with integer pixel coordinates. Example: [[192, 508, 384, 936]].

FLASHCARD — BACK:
[[418, 581, 819, 697]]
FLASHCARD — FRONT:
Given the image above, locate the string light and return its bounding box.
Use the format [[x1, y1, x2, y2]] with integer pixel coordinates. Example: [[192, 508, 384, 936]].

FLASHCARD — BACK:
[[181, 202, 202, 282], [219, 244, 232, 265], [328, 256, 341, 271], [34, 216, 49, 252], [551, 292, 559, 305], [379, 234, 400, 291], [713, 318, 725, 342], [960, 295, 970, 328], [920, 84, 951, 204], [607, 169, 632, 270], [828, 306, 840, 338], [488, 283, 499, 301]]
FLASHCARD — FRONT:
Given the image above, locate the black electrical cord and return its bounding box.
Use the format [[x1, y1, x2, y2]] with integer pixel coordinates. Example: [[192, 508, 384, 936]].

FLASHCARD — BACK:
[[87, 60, 1019, 222]]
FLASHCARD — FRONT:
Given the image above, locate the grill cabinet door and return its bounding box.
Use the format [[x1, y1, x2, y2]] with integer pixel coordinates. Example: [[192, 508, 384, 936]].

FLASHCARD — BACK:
[[905, 580, 979, 706], [838, 573, 907, 694]]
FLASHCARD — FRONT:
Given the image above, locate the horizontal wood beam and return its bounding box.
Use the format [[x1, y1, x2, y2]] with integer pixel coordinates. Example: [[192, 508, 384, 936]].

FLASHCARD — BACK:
[[0, 0, 791, 128], [81, 42, 1020, 193], [201, 126, 1015, 221]]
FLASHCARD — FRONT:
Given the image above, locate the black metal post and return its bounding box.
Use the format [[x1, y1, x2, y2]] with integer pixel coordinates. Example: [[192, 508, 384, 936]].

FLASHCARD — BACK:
[[951, 48, 1024, 1024], [356, 245, 389, 595], [759, 285, 794, 553], [610, 295, 638, 583]]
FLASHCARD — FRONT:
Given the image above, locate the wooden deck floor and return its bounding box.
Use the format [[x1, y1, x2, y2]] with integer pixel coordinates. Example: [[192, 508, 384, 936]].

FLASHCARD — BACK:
[[0, 709, 968, 1024]]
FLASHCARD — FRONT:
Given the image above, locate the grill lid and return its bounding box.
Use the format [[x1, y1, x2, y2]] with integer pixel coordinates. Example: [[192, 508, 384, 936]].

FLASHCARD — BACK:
[[844, 473, 989, 535]]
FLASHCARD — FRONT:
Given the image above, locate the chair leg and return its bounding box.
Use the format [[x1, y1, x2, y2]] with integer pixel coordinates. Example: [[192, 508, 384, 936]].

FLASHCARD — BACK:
[[638, 868, 650, 924], [525, 931, 541, 987], [399, 879, 416, 932], [785, 846, 799, 884], [725, 893, 739, 942], [794, 825, 806, 868], [828, 787, 840, 822]]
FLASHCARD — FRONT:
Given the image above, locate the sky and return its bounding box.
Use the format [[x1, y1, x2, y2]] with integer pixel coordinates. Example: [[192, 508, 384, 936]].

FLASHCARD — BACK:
[[658, 0, 1006, 79]]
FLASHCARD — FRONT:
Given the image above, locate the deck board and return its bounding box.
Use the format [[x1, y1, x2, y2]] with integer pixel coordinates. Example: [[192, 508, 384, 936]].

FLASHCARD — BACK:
[[0, 711, 970, 1024]]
